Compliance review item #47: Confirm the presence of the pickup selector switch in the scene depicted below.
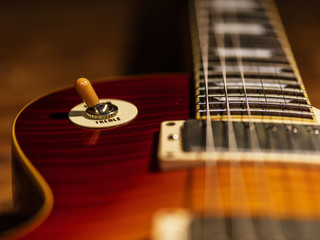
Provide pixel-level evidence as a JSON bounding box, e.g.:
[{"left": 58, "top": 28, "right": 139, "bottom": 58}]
[
  {"left": 75, "top": 78, "right": 118, "bottom": 120},
  {"left": 69, "top": 78, "right": 138, "bottom": 129}
]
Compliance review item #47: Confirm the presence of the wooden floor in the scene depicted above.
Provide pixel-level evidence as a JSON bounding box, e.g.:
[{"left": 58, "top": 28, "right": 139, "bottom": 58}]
[
  {"left": 0, "top": 0, "right": 140, "bottom": 215},
  {"left": 0, "top": 0, "right": 319, "bottom": 227}
]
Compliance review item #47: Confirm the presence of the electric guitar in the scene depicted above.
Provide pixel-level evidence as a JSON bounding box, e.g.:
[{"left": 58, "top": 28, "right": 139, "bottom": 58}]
[{"left": 4, "top": 0, "right": 320, "bottom": 239}]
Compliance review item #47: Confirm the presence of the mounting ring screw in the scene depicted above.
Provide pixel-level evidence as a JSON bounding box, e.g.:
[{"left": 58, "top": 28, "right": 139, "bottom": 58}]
[{"left": 168, "top": 133, "right": 179, "bottom": 140}]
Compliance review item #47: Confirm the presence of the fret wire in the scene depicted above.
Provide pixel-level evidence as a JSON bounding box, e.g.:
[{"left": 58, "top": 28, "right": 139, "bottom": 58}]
[
  {"left": 201, "top": 69, "right": 295, "bottom": 75},
  {"left": 200, "top": 25, "right": 279, "bottom": 33},
  {"left": 198, "top": 78, "right": 303, "bottom": 86},
  {"left": 198, "top": 108, "right": 315, "bottom": 116},
  {"left": 199, "top": 62, "right": 295, "bottom": 70},
  {"left": 198, "top": 101, "right": 312, "bottom": 108},
  {"left": 198, "top": 81, "right": 301, "bottom": 87},
  {"left": 198, "top": 86, "right": 305, "bottom": 94},
  {"left": 204, "top": 57, "right": 291, "bottom": 64},
  {"left": 200, "top": 72, "right": 297, "bottom": 79},
  {"left": 198, "top": 105, "right": 313, "bottom": 116},
  {"left": 197, "top": 93, "right": 308, "bottom": 98},
  {"left": 200, "top": 75, "right": 298, "bottom": 81}
]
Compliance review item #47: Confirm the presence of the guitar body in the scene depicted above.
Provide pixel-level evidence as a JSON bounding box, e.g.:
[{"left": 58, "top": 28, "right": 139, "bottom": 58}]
[{"left": 9, "top": 74, "right": 320, "bottom": 240}]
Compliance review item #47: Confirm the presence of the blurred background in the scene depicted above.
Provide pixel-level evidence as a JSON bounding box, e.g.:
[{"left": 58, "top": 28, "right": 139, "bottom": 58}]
[{"left": 0, "top": 0, "right": 319, "bottom": 225}]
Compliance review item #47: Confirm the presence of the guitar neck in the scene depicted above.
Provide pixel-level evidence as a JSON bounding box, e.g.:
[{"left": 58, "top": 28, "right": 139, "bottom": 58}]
[{"left": 190, "top": 0, "right": 315, "bottom": 123}]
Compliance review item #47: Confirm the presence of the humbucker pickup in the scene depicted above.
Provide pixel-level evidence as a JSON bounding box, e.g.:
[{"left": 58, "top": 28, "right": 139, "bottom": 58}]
[
  {"left": 182, "top": 119, "right": 320, "bottom": 152},
  {"left": 158, "top": 117, "right": 320, "bottom": 170}
]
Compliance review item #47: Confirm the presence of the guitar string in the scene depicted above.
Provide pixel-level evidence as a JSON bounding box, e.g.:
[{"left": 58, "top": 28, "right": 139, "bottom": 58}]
[
  {"left": 263, "top": 0, "right": 318, "bottom": 233},
  {"left": 194, "top": 1, "right": 228, "bottom": 238},
  {"left": 257, "top": 0, "right": 294, "bottom": 237},
  {"left": 212, "top": 9, "right": 237, "bottom": 152},
  {"left": 279, "top": 35, "right": 320, "bottom": 221},
  {"left": 205, "top": 0, "right": 316, "bottom": 234},
  {"left": 220, "top": 2, "right": 263, "bottom": 240},
  {"left": 235, "top": 1, "right": 286, "bottom": 238},
  {"left": 279, "top": 0, "right": 318, "bottom": 218},
  {"left": 248, "top": 10, "right": 288, "bottom": 240},
  {"left": 214, "top": 0, "right": 285, "bottom": 239},
  {"left": 197, "top": 0, "right": 313, "bottom": 238},
  {"left": 258, "top": 0, "right": 319, "bottom": 235},
  {"left": 209, "top": 1, "right": 262, "bottom": 239},
  {"left": 265, "top": 0, "right": 317, "bottom": 226}
]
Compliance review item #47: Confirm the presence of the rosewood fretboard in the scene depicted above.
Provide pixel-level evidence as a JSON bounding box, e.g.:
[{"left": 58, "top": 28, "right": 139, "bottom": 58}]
[{"left": 191, "top": 0, "right": 315, "bottom": 122}]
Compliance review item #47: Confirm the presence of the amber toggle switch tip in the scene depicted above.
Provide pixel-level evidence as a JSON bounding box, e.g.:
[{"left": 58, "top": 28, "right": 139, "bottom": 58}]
[{"left": 75, "top": 78, "right": 100, "bottom": 108}]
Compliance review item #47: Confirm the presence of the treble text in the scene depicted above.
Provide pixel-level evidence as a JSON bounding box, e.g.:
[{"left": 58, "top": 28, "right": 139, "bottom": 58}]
[{"left": 95, "top": 117, "right": 121, "bottom": 124}]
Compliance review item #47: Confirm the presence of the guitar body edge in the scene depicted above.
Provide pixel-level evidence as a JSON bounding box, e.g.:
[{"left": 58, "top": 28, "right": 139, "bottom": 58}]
[{"left": 1, "top": 101, "right": 54, "bottom": 240}]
